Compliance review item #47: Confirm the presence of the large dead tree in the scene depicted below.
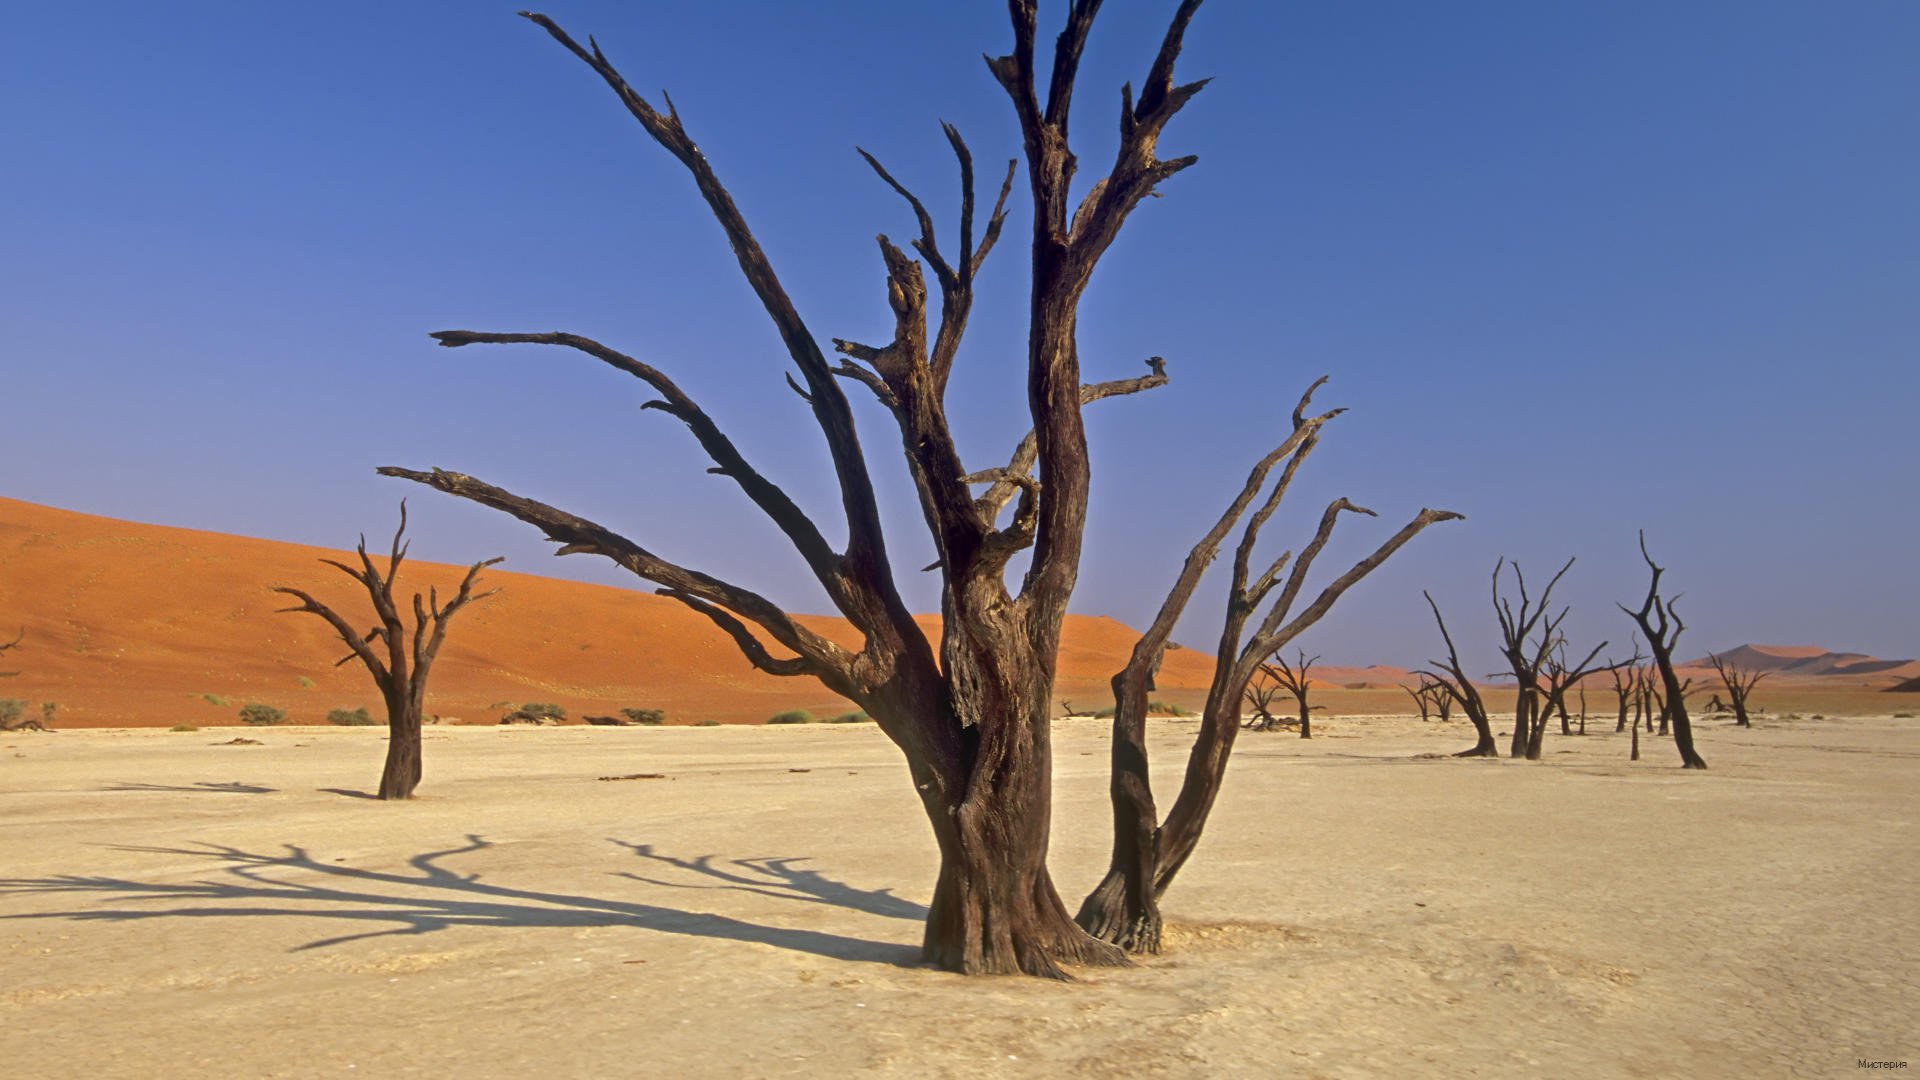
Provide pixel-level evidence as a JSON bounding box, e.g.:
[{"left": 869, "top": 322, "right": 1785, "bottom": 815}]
[
  {"left": 1620, "top": 533, "right": 1707, "bottom": 769},
  {"left": 1075, "top": 385, "right": 1457, "bottom": 951},
  {"left": 273, "top": 504, "right": 500, "bottom": 799},
  {"left": 1490, "top": 557, "right": 1576, "bottom": 759},
  {"left": 1706, "top": 652, "right": 1769, "bottom": 728},
  {"left": 1417, "top": 592, "right": 1499, "bottom": 757},
  {"left": 380, "top": 4, "right": 1237, "bottom": 977}
]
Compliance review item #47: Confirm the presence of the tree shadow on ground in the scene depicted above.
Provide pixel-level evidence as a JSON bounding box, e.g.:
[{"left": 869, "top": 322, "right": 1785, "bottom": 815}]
[
  {"left": 316, "top": 788, "right": 379, "bottom": 800},
  {"left": 612, "top": 841, "right": 927, "bottom": 921},
  {"left": 101, "top": 781, "right": 276, "bottom": 794},
  {"left": 0, "top": 836, "right": 919, "bottom": 966}
]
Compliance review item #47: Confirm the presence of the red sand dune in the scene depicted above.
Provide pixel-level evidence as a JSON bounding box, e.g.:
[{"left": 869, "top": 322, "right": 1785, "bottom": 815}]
[
  {"left": 0, "top": 497, "right": 1226, "bottom": 727},
  {"left": 1680, "top": 642, "right": 1918, "bottom": 688}
]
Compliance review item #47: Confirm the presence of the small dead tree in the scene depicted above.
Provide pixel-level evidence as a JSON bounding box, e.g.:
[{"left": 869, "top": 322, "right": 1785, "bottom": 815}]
[
  {"left": 1620, "top": 533, "right": 1707, "bottom": 769},
  {"left": 1609, "top": 647, "right": 1638, "bottom": 732},
  {"left": 1418, "top": 592, "right": 1499, "bottom": 757},
  {"left": 1404, "top": 679, "right": 1434, "bottom": 722},
  {"left": 1077, "top": 379, "right": 1458, "bottom": 952},
  {"left": 1241, "top": 667, "right": 1288, "bottom": 732},
  {"left": 273, "top": 504, "right": 500, "bottom": 799},
  {"left": 1266, "top": 650, "right": 1322, "bottom": 739},
  {"left": 1707, "top": 652, "right": 1769, "bottom": 728},
  {"left": 1491, "top": 557, "right": 1576, "bottom": 759},
  {"left": 0, "top": 627, "right": 20, "bottom": 679},
  {"left": 1534, "top": 643, "right": 1633, "bottom": 759}
]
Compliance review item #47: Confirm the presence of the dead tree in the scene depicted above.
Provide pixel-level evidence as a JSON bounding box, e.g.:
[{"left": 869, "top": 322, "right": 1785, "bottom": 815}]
[
  {"left": 1491, "top": 557, "right": 1576, "bottom": 759},
  {"left": 1608, "top": 646, "right": 1638, "bottom": 732},
  {"left": 1404, "top": 679, "right": 1434, "bottom": 723},
  {"left": 382, "top": 5, "right": 1239, "bottom": 977},
  {"left": 0, "top": 627, "right": 20, "bottom": 678},
  {"left": 1267, "top": 650, "right": 1323, "bottom": 739},
  {"left": 1620, "top": 533, "right": 1707, "bottom": 769},
  {"left": 273, "top": 504, "right": 500, "bottom": 799},
  {"left": 1076, "top": 380, "right": 1457, "bottom": 952},
  {"left": 1534, "top": 642, "right": 1633, "bottom": 759},
  {"left": 1707, "top": 652, "right": 1769, "bottom": 728},
  {"left": 1241, "top": 666, "right": 1288, "bottom": 732},
  {"left": 1418, "top": 592, "right": 1499, "bottom": 757}
]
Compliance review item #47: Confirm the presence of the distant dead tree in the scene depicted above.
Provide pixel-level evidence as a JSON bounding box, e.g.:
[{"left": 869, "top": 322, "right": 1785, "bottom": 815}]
[
  {"left": 378, "top": 3, "right": 1312, "bottom": 977},
  {"left": 1241, "top": 666, "right": 1288, "bottom": 732},
  {"left": 1534, "top": 642, "right": 1633, "bottom": 759},
  {"left": 1608, "top": 643, "right": 1640, "bottom": 732},
  {"left": 1707, "top": 652, "right": 1770, "bottom": 728},
  {"left": 1078, "top": 379, "right": 1457, "bottom": 952},
  {"left": 1417, "top": 592, "right": 1499, "bottom": 757},
  {"left": 1491, "top": 557, "right": 1576, "bottom": 759},
  {"left": 273, "top": 504, "right": 500, "bottom": 799},
  {"left": 1265, "top": 650, "right": 1323, "bottom": 739},
  {"left": 0, "top": 627, "right": 20, "bottom": 679},
  {"left": 1404, "top": 678, "right": 1445, "bottom": 723},
  {"left": 1620, "top": 533, "right": 1707, "bottom": 769}
]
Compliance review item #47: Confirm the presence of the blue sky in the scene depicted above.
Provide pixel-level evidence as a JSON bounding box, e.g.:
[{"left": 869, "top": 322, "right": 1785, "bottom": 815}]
[{"left": 4, "top": 1, "right": 1915, "bottom": 666}]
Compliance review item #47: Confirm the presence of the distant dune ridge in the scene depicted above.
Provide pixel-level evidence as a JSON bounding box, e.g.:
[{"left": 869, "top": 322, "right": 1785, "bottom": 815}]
[{"left": 1, "top": 496, "right": 1910, "bottom": 726}]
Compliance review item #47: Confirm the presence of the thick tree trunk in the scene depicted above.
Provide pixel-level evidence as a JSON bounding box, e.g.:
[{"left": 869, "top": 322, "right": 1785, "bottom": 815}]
[
  {"left": 1510, "top": 690, "right": 1534, "bottom": 758},
  {"left": 1731, "top": 695, "right": 1751, "bottom": 728},
  {"left": 378, "top": 694, "right": 423, "bottom": 800},
  {"left": 916, "top": 608, "right": 1127, "bottom": 977},
  {"left": 1298, "top": 700, "right": 1312, "bottom": 739},
  {"left": 1076, "top": 668, "right": 1163, "bottom": 953}
]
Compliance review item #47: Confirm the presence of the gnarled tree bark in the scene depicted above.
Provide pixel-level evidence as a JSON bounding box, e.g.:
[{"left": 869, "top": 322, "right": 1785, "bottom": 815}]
[{"left": 273, "top": 503, "right": 500, "bottom": 799}]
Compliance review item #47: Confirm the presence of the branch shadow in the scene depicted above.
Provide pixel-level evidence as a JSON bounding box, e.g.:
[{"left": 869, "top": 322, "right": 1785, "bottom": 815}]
[
  {"left": 611, "top": 841, "right": 927, "bottom": 921},
  {"left": 0, "top": 837, "right": 919, "bottom": 967},
  {"left": 316, "top": 788, "right": 379, "bottom": 800},
  {"left": 101, "top": 781, "right": 276, "bottom": 795}
]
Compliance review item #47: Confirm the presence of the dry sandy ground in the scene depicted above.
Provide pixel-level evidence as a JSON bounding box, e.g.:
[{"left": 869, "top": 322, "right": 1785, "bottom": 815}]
[{"left": 2, "top": 714, "right": 1913, "bottom": 1078}]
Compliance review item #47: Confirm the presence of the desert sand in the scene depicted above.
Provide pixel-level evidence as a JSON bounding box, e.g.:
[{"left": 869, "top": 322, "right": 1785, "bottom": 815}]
[{"left": 2, "top": 712, "right": 1913, "bottom": 1078}]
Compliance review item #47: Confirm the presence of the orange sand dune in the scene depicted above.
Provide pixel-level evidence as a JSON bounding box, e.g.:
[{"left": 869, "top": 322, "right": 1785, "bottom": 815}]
[
  {"left": 1679, "top": 642, "right": 1918, "bottom": 688},
  {"left": 0, "top": 497, "right": 1221, "bottom": 727}
]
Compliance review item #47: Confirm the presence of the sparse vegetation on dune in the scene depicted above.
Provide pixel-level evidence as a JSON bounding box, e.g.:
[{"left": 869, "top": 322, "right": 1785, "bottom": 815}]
[
  {"left": 327, "top": 707, "right": 377, "bottom": 727},
  {"left": 237, "top": 703, "right": 284, "bottom": 727},
  {"left": 766, "top": 710, "right": 813, "bottom": 726}
]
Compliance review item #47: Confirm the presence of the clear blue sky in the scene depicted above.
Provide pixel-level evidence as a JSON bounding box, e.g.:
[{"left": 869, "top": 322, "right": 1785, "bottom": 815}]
[{"left": 4, "top": 2, "right": 1915, "bottom": 667}]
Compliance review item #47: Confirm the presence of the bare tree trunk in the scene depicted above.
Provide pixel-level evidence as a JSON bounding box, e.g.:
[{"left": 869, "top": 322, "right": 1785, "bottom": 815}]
[{"left": 1621, "top": 534, "right": 1706, "bottom": 769}]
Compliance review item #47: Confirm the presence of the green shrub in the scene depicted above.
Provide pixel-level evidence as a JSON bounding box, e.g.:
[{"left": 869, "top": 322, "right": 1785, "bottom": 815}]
[
  {"left": 767, "top": 710, "right": 814, "bottom": 725},
  {"left": 296, "top": 676, "right": 315, "bottom": 689},
  {"left": 169, "top": 724, "right": 199, "bottom": 733},
  {"left": 502, "top": 702, "right": 566, "bottom": 724},
  {"left": 238, "top": 703, "right": 285, "bottom": 726},
  {"left": 695, "top": 719, "right": 721, "bottom": 727},
  {"left": 620, "top": 708, "right": 667, "bottom": 726},
  {"left": 327, "top": 706, "right": 378, "bottom": 727},
  {"left": 0, "top": 700, "right": 24, "bottom": 724},
  {"left": 826, "top": 711, "right": 871, "bottom": 724},
  {"left": 1147, "top": 700, "right": 1191, "bottom": 717},
  {"left": 203, "top": 693, "right": 228, "bottom": 707}
]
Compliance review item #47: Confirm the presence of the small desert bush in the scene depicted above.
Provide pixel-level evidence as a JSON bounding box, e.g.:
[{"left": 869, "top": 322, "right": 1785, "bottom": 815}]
[
  {"left": 620, "top": 708, "right": 667, "bottom": 726},
  {"left": 1894, "top": 712, "right": 1914, "bottom": 719},
  {"left": 297, "top": 676, "right": 315, "bottom": 689},
  {"left": 695, "top": 719, "right": 721, "bottom": 727},
  {"left": 328, "top": 706, "right": 378, "bottom": 726},
  {"left": 768, "top": 709, "right": 814, "bottom": 725},
  {"left": 203, "top": 693, "right": 228, "bottom": 707},
  {"left": 238, "top": 703, "right": 285, "bottom": 726},
  {"left": 1147, "top": 700, "right": 1191, "bottom": 717},
  {"left": 501, "top": 702, "right": 567, "bottom": 724},
  {"left": 826, "top": 711, "right": 871, "bottom": 724},
  {"left": 169, "top": 724, "right": 199, "bottom": 733},
  {"left": 0, "top": 700, "right": 24, "bottom": 724}
]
